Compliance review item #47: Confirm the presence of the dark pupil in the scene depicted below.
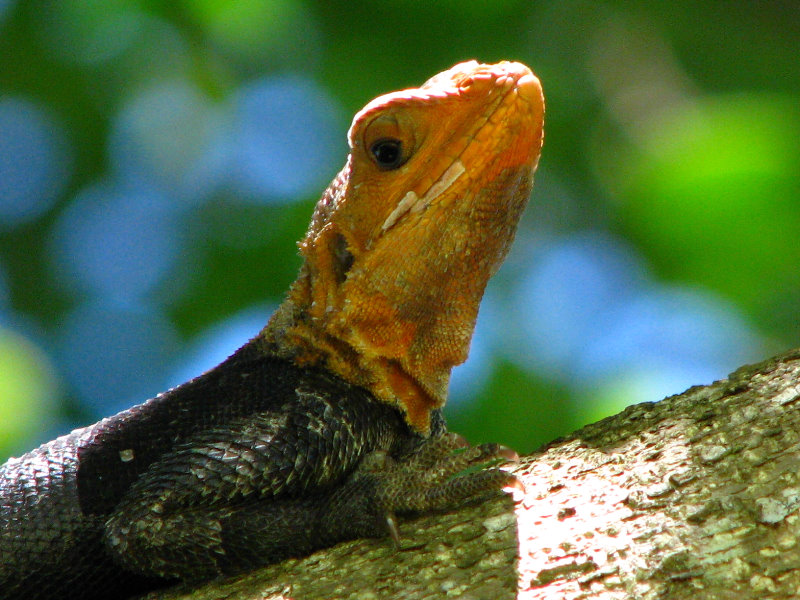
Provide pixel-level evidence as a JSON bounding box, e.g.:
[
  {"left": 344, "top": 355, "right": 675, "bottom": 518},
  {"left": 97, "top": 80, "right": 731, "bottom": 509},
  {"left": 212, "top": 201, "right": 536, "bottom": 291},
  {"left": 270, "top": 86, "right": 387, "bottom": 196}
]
[{"left": 370, "top": 139, "right": 403, "bottom": 169}]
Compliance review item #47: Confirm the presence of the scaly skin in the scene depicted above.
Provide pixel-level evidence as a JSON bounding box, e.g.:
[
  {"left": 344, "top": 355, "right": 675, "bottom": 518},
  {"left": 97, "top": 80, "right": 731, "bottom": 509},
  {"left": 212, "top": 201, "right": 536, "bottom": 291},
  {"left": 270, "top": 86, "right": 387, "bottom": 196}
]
[
  {"left": 264, "top": 60, "right": 545, "bottom": 432},
  {"left": 0, "top": 61, "right": 544, "bottom": 600}
]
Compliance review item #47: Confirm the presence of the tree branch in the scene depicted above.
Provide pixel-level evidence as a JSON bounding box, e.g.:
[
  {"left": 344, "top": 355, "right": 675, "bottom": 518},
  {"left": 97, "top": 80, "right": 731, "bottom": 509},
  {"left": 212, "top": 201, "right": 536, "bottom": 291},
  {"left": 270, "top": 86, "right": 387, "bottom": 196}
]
[{"left": 146, "top": 347, "right": 800, "bottom": 599}]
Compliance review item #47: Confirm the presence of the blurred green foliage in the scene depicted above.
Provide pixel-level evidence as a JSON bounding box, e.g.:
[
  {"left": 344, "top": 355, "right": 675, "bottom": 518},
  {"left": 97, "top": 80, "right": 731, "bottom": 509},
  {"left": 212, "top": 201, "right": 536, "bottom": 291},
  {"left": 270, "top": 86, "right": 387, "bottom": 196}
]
[{"left": 0, "top": 1, "right": 798, "bottom": 459}]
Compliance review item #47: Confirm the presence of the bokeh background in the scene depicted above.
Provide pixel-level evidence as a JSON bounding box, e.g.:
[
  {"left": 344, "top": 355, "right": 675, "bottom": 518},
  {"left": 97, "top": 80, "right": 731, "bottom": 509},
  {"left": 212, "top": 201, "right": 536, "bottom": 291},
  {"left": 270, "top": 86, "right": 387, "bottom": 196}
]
[{"left": 1, "top": 1, "right": 798, "bottom": 460}]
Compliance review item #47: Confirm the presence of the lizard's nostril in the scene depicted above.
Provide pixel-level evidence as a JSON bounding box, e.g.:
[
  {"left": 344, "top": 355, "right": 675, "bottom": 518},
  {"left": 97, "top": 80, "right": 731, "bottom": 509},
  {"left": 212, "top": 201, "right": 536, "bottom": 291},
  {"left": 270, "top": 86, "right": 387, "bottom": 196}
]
[{"left": 459, "top": 73, "right": 495, "bottom": 97}]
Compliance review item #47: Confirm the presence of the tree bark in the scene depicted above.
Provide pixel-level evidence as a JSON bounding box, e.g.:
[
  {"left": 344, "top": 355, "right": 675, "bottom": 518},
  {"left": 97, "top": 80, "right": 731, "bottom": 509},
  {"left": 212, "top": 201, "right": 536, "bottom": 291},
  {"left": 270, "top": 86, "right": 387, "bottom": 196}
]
[{"left": 145, "top": 347, "right": 800, "bottom": 600}]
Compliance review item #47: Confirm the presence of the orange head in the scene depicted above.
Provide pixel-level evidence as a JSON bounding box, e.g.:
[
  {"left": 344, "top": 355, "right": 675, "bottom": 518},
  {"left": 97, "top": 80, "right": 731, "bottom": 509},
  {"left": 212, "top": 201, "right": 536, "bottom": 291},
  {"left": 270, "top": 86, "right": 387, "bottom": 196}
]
[{"left": 264, "top": 61, "right": 545, "bottom": 433}]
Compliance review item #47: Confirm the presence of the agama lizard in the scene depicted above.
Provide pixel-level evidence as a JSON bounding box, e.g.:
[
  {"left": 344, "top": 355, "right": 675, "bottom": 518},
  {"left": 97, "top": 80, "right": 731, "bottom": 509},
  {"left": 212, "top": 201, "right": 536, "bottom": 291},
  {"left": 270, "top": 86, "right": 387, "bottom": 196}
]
[{"left": 0, "top": 60, "right": 544, "bottom": 600}]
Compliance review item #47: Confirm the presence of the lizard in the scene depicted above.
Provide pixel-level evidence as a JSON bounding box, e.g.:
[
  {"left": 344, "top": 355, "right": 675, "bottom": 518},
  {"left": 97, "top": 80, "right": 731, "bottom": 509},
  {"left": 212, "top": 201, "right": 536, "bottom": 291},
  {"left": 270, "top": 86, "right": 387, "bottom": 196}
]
[{"left": 0, "top": 60, "right": 544, "bottom": 600}]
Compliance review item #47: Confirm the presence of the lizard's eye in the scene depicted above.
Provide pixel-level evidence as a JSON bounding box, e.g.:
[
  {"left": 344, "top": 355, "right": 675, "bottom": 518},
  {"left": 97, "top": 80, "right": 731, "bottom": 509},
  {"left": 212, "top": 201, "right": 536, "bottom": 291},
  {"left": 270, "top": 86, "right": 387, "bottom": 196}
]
[
  {"left": 370, "top": 138, "right": 405, "bottom": 170},
  {"left": 362, "top": 112, "right": 416, "bottom": 171}
]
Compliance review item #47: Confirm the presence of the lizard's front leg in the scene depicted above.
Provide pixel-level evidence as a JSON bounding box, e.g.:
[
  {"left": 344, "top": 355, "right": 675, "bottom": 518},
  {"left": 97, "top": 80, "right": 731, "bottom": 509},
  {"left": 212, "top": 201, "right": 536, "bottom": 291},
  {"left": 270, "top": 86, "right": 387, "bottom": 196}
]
[
  {"left": 102, "top": 408, "right": 516, "bottom": 581},
  {"left": 317, "top": 432, "right": 519, "bottom": 548}
]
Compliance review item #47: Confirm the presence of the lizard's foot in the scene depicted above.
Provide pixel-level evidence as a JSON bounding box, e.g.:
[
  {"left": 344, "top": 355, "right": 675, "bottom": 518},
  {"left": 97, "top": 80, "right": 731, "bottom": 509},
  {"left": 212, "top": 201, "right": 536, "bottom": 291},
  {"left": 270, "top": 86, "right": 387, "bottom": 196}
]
[{"left": 321, "top": 433, "right": 520, "bottom": 545}]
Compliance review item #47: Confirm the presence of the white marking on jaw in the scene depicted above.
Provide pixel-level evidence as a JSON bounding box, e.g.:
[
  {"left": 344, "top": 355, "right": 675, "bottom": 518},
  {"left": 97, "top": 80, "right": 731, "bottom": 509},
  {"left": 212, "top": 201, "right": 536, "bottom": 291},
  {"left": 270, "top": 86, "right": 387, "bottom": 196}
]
[
  {"left": 381, "top": 159, "right": 466, "bottom": 231},
  {"left": 417, "top": 159, "right": 466, "bottom": 209},
  {"left": 382, "top": 190, "right": 420, "bottom": 230}
]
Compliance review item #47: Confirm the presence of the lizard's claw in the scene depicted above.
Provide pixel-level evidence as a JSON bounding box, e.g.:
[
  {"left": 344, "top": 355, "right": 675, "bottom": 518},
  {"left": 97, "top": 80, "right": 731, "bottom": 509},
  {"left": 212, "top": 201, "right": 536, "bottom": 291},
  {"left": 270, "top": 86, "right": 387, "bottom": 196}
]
[
  {"left": 385, "top": 512, "right": 401, "bottom": 547},
  {"left": 349, "top": 433, "right": 519, "bottom": 520}
]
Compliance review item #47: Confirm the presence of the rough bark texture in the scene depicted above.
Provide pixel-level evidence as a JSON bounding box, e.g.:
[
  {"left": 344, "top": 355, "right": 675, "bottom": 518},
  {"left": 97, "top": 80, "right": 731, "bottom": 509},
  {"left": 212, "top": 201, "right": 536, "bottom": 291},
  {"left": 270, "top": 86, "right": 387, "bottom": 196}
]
[{"left": 144, "top": 347, "right": 800, "bottom": 600}]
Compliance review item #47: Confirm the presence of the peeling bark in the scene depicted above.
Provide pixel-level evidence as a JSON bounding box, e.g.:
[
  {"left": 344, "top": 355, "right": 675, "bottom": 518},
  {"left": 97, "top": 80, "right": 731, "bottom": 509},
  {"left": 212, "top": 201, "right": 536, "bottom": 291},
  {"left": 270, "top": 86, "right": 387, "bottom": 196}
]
[{"left": 146, "top": 348, "right": 800, "bottom": 600}]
